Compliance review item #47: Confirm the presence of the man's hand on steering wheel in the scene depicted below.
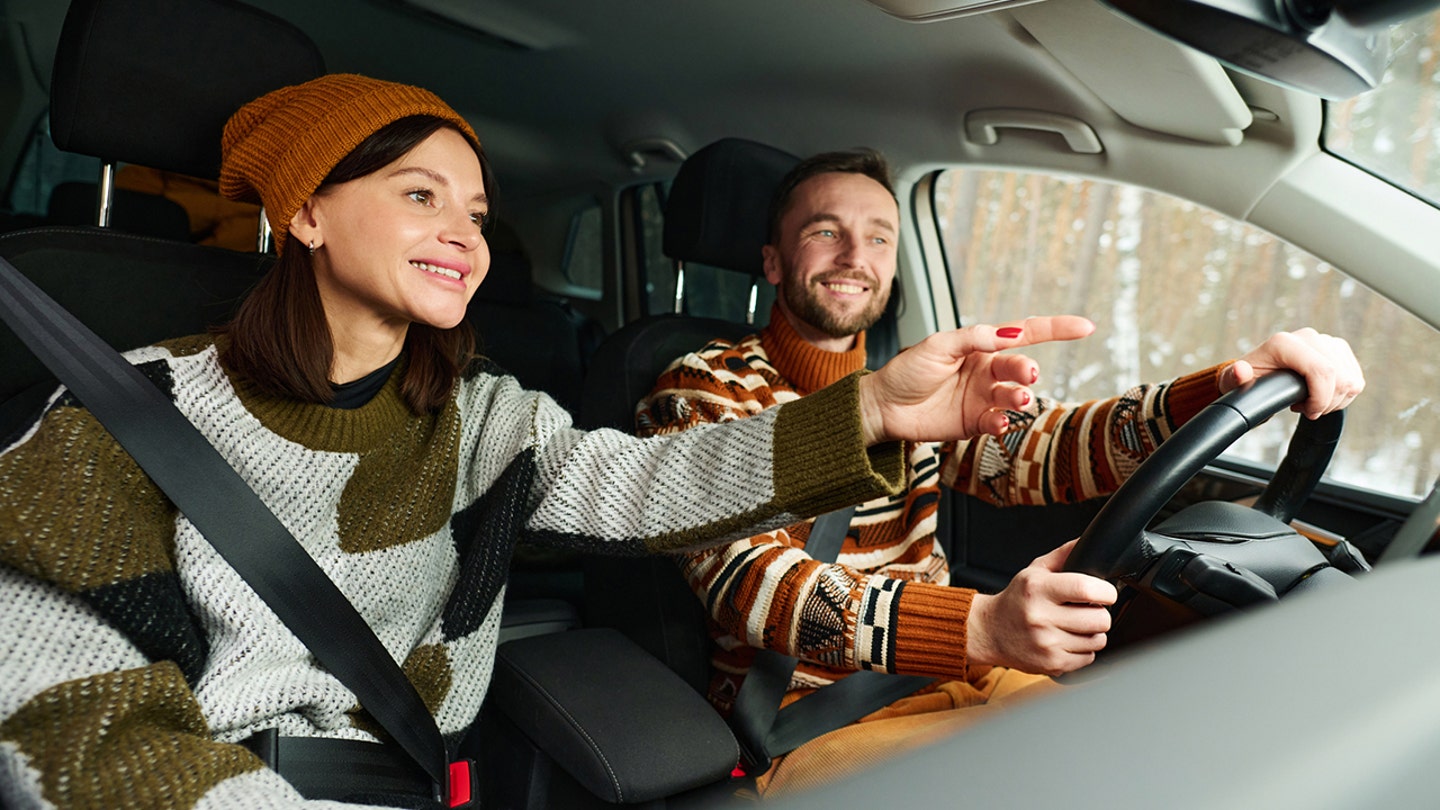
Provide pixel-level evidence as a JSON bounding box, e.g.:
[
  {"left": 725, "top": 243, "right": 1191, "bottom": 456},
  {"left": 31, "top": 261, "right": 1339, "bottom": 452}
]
[
  {"left": 965, "top": 540, "right": 1118, "bottom": 677},
  {"left": 971, "top": 329, "right": 1364, "bottom": 678},
  {"left": 1219, "top": 328, "right": 1365, "bottom": 421}
]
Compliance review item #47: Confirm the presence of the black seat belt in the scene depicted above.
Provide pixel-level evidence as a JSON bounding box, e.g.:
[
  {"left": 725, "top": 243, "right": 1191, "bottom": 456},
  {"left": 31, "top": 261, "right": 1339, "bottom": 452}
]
[
  {"left": 0, "top": 256, "right": 470, "bottom": 807},
  {"left": 728, "top": 505, "right": 934, "bottom": 772}
]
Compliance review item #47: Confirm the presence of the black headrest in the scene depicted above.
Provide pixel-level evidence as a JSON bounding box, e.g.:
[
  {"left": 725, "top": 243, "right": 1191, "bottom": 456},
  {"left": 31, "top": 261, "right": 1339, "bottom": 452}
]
[
  {"left": 49, "top": 0, "right": 325, "bottom": 179},
  {"left": 662, "top": 138, "right": 799, "bottom": 277}
]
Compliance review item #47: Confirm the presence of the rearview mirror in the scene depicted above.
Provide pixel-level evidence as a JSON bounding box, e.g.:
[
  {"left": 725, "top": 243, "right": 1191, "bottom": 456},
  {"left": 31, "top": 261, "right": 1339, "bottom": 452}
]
[{"left": 1100, "top": 0, "right": 1440, "bottom": 99}]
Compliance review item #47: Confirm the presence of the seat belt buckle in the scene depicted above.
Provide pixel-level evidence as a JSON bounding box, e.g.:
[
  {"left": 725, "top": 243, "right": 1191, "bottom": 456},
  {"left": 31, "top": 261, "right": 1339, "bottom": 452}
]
[{"left": 446, "top": 759, "right": 479, "bottom": 808}]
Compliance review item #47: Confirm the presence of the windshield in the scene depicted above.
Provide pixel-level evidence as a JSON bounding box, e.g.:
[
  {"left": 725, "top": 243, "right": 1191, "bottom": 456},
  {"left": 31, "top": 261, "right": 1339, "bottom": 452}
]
[{"left": 1325, "top": 9, "right": 1440, "bottom": 205}]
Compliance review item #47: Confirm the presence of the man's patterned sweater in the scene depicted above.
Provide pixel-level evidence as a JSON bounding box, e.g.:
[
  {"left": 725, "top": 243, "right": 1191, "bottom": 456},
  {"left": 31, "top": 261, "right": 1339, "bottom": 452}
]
[
  {"left": 635, "top": 310, "right": 1224, "bottom": 713},
  {"left": 0, "top": 334, "right": 904, "bottom": 809}
]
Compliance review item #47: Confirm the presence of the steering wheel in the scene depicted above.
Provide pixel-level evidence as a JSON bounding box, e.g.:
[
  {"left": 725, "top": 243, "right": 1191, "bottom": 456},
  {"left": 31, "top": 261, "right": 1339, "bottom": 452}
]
[{"left": 1064, "top": 371, "right": 1343, "bottom": 583}]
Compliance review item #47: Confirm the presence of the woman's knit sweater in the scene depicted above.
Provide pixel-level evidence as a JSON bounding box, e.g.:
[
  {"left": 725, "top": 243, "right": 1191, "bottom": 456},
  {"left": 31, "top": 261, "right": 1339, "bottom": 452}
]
[
  {"left": 635, "top": 309, "right": 1224, "bottom": 712},
  {"left": 0, "top": 334, "right": 904, "bottom": 809}
]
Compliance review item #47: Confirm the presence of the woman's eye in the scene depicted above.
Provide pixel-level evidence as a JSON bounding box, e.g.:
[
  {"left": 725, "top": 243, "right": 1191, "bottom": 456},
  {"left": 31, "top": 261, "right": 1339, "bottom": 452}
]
[
  {"left": 471, "top": 211, "right": 490, "bottom": 227},
  {"left": 407, "top": 189, "right": 433, "bottom": 205}
]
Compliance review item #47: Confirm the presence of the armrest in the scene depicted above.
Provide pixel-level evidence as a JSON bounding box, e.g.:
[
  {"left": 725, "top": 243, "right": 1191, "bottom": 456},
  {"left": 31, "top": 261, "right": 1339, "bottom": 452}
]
[{"left": 490, "top": 627, "right": 739, "bottom": 804}]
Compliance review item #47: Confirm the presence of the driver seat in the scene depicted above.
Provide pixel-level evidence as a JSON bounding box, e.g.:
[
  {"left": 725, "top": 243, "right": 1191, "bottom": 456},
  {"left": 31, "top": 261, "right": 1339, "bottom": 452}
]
[{"left": 577, "top": 138, "right": 801, "bottom": 694}]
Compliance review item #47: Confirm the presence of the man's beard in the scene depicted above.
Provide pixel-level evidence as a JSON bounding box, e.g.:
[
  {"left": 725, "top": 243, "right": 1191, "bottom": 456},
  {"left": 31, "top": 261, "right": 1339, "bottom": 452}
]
[{"left": 779, "top": 268, "right": 890, "bottom": 339}]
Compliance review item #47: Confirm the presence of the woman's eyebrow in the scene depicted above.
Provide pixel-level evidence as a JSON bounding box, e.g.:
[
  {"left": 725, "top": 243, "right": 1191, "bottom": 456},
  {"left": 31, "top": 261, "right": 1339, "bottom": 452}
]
[{"left": 388, "top": 165, "right": 488, "bottom": 205}]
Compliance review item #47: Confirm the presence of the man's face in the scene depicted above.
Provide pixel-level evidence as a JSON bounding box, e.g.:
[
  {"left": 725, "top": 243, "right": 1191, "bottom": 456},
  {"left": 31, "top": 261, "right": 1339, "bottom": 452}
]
[{"left": 763, "top": 171, "right": 899, "bottom": 341}]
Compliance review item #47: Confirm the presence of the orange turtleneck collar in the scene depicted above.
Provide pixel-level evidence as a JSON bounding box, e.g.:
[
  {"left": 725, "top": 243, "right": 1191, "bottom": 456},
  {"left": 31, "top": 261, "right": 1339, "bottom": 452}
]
[{"left": 759, "top": 303, "right": 868, "bottom": 395}]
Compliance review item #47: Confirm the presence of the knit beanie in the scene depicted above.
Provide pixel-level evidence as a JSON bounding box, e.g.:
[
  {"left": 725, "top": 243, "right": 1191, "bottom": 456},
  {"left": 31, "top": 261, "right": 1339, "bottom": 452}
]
[{"left": 219, "top": 73, "right": 480, "bottom": 256}]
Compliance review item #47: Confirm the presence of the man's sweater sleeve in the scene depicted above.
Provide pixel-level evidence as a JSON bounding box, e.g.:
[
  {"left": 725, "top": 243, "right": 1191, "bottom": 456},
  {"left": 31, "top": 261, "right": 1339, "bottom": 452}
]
[
  {"left": 940, "top": 366, "right": 1225, "bottom": 506},
  {"left": 634, "top": 360, "right": 1229, "bottom": 682}
]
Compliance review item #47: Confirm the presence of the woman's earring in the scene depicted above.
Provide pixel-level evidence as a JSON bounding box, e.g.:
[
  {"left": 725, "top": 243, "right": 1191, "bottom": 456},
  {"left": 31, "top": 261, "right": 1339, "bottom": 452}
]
[{"left": 307, "top": 240, "right": 316, "bottom": 256}]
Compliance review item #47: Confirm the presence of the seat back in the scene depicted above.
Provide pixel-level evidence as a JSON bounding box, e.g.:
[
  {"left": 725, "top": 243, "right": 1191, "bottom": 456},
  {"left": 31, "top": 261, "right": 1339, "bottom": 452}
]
[
  {"left": 46, "top": 182, "right": 192, "bottom": 240},
  {"left": 579, "top": 139, "right": 801, "bottom": 693}
]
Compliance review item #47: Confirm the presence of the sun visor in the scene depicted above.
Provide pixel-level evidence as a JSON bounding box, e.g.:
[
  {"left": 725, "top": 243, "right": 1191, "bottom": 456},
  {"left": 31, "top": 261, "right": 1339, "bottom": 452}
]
[{"left": 1011, "top": 0, "right": 1253, "bottom": 145}]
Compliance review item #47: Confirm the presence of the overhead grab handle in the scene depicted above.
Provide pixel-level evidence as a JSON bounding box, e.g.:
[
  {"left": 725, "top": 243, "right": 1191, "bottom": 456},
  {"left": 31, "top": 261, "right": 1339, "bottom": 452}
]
[{"left": 965, "top": 108, "right": 1104, "bottom": 154}]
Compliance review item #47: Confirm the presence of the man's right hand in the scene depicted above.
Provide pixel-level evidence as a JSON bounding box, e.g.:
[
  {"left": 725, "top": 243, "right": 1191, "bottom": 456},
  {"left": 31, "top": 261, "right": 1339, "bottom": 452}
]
[{"left": 966, "top": 540, "right": 1117, "bottom": 676}]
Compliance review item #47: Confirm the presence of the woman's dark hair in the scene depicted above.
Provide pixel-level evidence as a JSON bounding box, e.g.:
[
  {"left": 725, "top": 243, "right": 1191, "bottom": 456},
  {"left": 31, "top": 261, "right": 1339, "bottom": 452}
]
[
  {"left": 218, "top": 115, "right": 494, "bottom": 414},
  {"left": 767, "top": 148, "right": 894, "bottom": 244}
]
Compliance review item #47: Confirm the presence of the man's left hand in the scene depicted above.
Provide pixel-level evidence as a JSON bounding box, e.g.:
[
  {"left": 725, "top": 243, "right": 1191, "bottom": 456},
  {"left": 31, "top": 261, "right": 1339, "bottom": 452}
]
[{"left": 1219, "top": 328, "right": 1364, "bottom": 420}]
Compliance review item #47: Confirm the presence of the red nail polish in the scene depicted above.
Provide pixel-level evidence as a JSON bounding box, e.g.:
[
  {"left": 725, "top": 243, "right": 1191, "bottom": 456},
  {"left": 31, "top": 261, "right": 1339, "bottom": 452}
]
[
  {"left": 1030, "top": 368, "right": 1039, "bottom": 384},
  {"left": 997, "top": 327, "right": 1023, "bottom": 339},
  {"left": 1021, "top": 391, "right": 1032, "bottom": 407}
]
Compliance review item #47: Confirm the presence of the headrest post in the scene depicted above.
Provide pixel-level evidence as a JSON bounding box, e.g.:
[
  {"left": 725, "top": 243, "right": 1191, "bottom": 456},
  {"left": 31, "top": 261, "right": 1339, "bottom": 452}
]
[
  {"left": 672, "top": 259, "right": 686, "bottom": 315},
  {"left": 95, "top": 162, "right": 116, "bottom": 228},
  {"left": 746, "top": 278, "right": 759, "bottom": 325},
  {"left": 257, "top": 208, "right": 274, "bottom": 254}
]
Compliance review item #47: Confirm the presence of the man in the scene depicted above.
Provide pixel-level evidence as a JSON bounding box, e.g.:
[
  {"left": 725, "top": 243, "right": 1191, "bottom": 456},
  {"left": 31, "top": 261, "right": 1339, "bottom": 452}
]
[{"left": 634, "top": 149, "right": 1364, "bottom": 797}]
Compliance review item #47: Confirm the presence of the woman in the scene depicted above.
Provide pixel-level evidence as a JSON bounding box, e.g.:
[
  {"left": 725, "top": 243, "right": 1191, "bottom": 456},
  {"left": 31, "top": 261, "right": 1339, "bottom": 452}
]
[{"left": 0, "top": 74, "right": 1091, "bottom": 808}]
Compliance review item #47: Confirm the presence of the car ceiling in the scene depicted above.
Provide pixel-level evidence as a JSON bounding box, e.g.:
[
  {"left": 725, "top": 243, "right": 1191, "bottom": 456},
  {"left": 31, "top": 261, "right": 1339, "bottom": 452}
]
[
  {"left": 230, "top": 0, "right": 1312, "bottom": 210},
  {"left": 2, "top": 0, "right": 1319, "bottom": 216}
]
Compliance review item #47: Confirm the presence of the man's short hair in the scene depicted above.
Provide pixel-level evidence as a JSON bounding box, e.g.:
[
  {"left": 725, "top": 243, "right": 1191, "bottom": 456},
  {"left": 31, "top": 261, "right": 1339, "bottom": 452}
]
[{"left": 767, "top": 148, "right": 896, "bottom": 244}]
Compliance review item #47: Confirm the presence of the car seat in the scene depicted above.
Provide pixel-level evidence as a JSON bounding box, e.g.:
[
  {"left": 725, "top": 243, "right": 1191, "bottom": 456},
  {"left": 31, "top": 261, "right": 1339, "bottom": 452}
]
[
  {"left": 469, "top": 139, "right": 806, "bottom": 810},
  {"left": 574, "top": 138, "right": 802, "bottom": 698},
  {"left": 0, "top": 0, "right": 324, "bottom": 442}
]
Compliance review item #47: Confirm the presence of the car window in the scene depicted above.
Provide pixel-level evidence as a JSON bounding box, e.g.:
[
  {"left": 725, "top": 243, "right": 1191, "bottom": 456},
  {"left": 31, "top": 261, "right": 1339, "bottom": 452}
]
[
  {"left": 1324, "top": 9, "right": 1440, "bottom": 206},
  {"left": 562, "top": 202, "right": 604, "bottom": 291},
  {"left": 636, "top": 182, "right": 774, "bottom": 323},
  {"left": 635, "top": 183, "right": 675, "bottom": 314},
  {"left": 4, "top": 111, "right": 99, "bottom": 220},
  {"left": 932, "top": 168, "right": 1438, "bottom": 500}
]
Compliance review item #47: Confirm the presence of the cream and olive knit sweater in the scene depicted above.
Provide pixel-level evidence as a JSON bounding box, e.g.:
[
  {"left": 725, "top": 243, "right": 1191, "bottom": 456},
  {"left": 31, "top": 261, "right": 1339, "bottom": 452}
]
[
  {"left": 636, "top": 308, "right": 1224, "bottom": 713},
  {"left": 0, "top": 334, "right": 903, "bottom": 809}
]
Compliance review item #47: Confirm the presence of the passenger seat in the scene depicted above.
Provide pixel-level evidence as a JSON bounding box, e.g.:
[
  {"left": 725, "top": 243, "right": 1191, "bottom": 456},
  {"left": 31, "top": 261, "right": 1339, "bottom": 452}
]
[{"left": 0, "top": 0, "right": 324, "bottom": 439}]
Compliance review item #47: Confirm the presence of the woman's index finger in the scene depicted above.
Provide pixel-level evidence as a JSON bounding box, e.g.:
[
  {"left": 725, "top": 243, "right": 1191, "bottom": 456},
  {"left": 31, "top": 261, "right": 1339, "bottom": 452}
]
[{"left": 996, "top": 315, "right": 1096, "bottom": 348}]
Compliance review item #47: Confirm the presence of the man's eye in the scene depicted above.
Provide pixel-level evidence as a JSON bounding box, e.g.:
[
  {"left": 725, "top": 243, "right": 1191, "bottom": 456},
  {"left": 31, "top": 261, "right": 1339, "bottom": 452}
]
[
  {"left": 407, "top": 189, "right": 433, "bottom": 205},
  {"left": 871, "top": 236, "right": 889, "bottom": 246},
  {"left": 817, "top": 229, "right": 837, "bottom": 238}
]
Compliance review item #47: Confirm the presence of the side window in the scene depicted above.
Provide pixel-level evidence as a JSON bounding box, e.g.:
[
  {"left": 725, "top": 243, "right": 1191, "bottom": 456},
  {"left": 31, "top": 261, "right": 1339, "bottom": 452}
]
[
  {"left": 4, "top": 111, "right": 99, "bottom": 221},
  {"left": 1324, "top": 9, "right": 1440, "bottom": 205},
  {"left": 932, "top": 168, "right": 1438, "bottom": 500},
  {"left": 635, "top": 182, "right": 774, "bottom": 322},
  {"left": 562, "top": 203, "right": 603, "bottom": 291},
  {"left": 637, "top": 183, "right": 675, "bottom": 314}
]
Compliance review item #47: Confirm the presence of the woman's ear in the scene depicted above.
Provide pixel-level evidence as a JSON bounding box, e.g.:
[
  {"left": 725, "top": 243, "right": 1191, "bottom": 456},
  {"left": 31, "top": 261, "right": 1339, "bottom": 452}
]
[{"left": 288, "top": 199, "right": 322, "bottom": 252}]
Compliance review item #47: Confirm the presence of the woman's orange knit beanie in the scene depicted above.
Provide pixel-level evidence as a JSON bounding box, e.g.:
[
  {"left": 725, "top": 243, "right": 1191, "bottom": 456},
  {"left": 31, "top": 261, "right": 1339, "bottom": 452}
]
[{"left": 219, "top": 73, "right": 480, "bottom": 256}]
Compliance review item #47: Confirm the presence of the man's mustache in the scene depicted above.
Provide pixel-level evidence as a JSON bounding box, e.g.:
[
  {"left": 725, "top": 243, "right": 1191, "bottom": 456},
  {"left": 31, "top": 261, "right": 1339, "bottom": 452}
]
[{"left": 812, "top": 270, "right": 880, "bottom": 289}]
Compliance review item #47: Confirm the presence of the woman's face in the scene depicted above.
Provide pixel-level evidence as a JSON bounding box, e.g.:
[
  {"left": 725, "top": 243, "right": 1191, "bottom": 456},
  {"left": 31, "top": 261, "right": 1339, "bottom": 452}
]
[{"left": 294, "top": 127, "right": 490, "bottom": 340}]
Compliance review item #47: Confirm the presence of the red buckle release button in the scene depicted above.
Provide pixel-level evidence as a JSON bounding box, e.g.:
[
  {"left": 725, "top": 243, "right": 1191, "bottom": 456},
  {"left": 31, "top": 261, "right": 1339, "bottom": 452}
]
[{"left": 448, "top": 760, "right": 473, "bottom": 808}]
